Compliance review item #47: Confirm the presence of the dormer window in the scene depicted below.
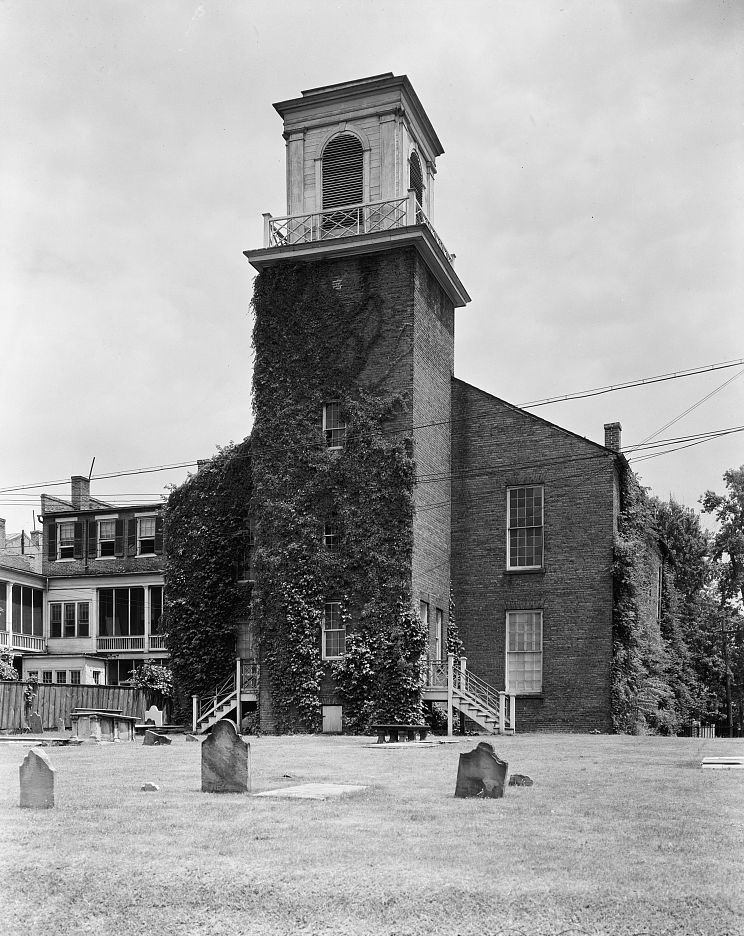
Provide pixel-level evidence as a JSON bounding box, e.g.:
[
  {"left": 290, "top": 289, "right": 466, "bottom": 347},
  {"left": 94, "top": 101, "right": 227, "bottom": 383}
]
[
  {"left": 98, "top": 519, "right": 116, "bottom": 557},
  {"left": 322, "top": 133, "right": 364, "bottom": 210},
  {"left": 58, "top": 522, "right": 75, "bottom": 560},
  {"left": 137, "top": 517, "right": 156, "bottom": 555},
  {"left": 323, "top": 402, "right": 345, "bottom": 450}
]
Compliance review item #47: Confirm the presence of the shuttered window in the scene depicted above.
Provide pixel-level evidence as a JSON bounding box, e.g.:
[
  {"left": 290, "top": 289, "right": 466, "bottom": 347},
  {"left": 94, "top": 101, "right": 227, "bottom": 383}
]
[
  {"left": 322, "top": 134, "right": 363, "bottom": 210},
  {"left": 409, "top": 151, "right": 424, "bottom": 209}
]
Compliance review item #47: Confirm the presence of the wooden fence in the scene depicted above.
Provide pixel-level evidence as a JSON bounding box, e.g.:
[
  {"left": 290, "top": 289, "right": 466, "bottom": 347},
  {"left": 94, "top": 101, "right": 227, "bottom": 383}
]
[{"left": 0, "top": 681, "right": 148, "bottom": 732}]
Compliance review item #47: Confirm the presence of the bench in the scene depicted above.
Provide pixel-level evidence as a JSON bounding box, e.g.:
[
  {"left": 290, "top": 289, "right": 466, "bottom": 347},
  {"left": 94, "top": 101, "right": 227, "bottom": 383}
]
[{"left": 371, "top": 724, "right": 429, "bottom": 744}]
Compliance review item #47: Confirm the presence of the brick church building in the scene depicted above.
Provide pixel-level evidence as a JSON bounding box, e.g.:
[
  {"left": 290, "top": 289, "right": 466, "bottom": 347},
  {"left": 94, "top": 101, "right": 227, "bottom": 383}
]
[{"left": 203, "top": 73, "right": 648, "bottom": 734}]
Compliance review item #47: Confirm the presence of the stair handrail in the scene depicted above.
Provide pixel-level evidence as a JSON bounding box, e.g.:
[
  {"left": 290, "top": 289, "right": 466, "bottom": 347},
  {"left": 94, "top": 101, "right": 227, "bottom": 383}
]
[
  {"left": 240, "top": 660, "right": 260, "bottom": 692},
  {"left": 198, "top": 670, "right": 237, "bottom": 723}
]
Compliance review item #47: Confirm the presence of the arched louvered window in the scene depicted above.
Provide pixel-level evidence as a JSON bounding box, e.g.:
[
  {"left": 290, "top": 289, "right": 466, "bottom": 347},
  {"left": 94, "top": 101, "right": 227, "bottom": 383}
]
[
  {"left": 409, "top": 151, "right": 424, "bottom": 214},
  {"left": 322, "top": 133, "right": 364, "bottom": 210}
]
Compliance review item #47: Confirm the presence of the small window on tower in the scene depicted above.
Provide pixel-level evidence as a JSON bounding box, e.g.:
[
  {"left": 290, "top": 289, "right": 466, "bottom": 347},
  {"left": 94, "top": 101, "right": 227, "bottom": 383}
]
[
  {"left": 323, "top": 522, "right": 340, "bottom": 550},
  {"left": 323, "top": 403, "right": 346, "bottom": 450}
]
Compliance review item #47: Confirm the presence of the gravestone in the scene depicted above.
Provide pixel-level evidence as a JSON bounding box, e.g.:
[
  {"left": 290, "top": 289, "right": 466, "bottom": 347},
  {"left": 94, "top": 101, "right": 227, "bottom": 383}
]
[
  {"left": 201, "top": 719, "right": 250, "bottom": 793},
  {"left": 143, "top": 730, "right": 171, "bottom": 746},
  {"left": 141, "top": 782, "right": 160, "bottom": 792},
  {"left": 19, "top": 748, "right": 55, "bottom": 808},
  {"left": 454, "top": 741, "right": 508, "bottom": 799},
  {"left": 28, "top": 713, "right": 43, "bottom": 734},
  {"left": 508, "top": 773, "right": 534, "bottom": 787},
  {"left": 144, "top": 705, "right": 164, "bottom": 727}
]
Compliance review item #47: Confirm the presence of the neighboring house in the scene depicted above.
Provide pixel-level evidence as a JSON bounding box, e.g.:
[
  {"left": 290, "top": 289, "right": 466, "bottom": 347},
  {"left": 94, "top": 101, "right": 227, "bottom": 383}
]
[{"left": 0, "top": 476, "right": 167, "bottom": 685}]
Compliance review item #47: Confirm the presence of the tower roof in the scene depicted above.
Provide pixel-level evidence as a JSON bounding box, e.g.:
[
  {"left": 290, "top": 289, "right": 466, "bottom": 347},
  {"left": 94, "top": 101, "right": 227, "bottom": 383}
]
[{"left": 273, "top": 72, "right": 444, "bottom": 164}]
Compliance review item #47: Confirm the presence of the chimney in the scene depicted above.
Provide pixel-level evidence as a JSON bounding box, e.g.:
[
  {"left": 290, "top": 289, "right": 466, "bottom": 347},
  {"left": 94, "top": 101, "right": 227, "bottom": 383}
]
[
  {"left": 71, "top": 475, "right": 90, "bottom": 509},
  {"left": 29, "top": 530, "right": 41, "bottom": 553},
  {"left": 604, "top": 422, "right": 622, "bottom": 452},
  {"left": 0, "top": 518, "right": 5, "bottom": 551}
]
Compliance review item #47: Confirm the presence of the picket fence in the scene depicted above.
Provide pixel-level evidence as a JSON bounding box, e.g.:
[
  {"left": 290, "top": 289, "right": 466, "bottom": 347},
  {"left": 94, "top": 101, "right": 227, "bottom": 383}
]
[{"left": 0, "top": 680, "right": 148, "bottom": 732}]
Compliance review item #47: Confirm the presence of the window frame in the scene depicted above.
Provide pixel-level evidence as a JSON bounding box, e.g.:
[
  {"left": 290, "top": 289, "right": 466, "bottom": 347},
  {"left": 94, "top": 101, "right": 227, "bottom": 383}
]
[
  {"left": 57, "top": 521, "right": 76, "bottom": 560},
  {"left": 505, "top": 610, "right": 543, "bottom": 696},
  {"left": 136, "top": 515, "right": 157, "bottom": 556},
  {"left": 321, "top": 601, "right": 346, "bottom": 660},
  {"left": 323, "top": 402, "right": 346, "bottom": 450},
  {"left": 323, "top": 522, "right": 340, "bottom": 551},
  {"left": 98, "top": 517, "right": 117, "bottom": 558},
  {"left": 506, "top": 485, "right": 545, "bottom": 571},
  {"left": 49, "top": 600, "right": 90, "bottom": 639}
]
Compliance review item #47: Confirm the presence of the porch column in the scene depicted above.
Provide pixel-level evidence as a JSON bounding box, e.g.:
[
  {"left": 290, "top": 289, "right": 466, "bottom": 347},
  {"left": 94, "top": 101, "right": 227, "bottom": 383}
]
[
  {"left": 144, "top": 586, "right": 151, "bottom": 653},
  {"left": 235, "top": 657, "right": 242, "bottom": 734},
  {"left": 192, "top": 695, "right": 198, "bottom": 734},
  {"left": 447, "top": 652, "right": 454, "bottom": 738}
]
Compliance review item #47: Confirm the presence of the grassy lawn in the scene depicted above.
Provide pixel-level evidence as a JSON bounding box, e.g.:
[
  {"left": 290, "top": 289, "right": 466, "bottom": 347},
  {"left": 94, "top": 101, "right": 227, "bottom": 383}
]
[{"left": 1, "top": 732, "right": 743, "bottom": 936}]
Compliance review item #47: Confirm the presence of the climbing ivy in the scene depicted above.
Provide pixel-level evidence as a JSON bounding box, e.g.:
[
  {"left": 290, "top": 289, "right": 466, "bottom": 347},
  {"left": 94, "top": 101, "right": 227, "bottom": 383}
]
[
  {"left": 251, "top": 260, "right": 426, "bottom": 732},
  {"left": 612, "top": 466, "right": 679, "bottom": 734},
  {"left": 163, "top": 440, "right": 252, "bottom": 717}
]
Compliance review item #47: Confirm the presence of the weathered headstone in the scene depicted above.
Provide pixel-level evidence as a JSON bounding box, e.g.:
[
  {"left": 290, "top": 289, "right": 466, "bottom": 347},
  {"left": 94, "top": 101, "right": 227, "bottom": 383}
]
[
  {"left": 19, "top": 747, "right": 55, "bottom": 808},
  {"left": 143, "top": 730, "right": 171, "bottom": 746},
  {"left": 454, "top": 741, "right": 508, "bottom": 798},
  {"left": 201, "top": 719, "right": 250, "bottom": 793},
  {"left": 141, "top": 782, "right": 160, "bottom": 792},
  {"left": 144, "top": 705, "right": 164, "bottom": 727},
  {"left": 28, "top": 713, "right": 43, "bottom": 734}
]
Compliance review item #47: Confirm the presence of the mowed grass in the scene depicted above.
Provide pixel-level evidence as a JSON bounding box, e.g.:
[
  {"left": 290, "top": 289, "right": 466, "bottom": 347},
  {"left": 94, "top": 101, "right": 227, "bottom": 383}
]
[{"left": 1, "top": 733, "right": 743, "bottom": 936}]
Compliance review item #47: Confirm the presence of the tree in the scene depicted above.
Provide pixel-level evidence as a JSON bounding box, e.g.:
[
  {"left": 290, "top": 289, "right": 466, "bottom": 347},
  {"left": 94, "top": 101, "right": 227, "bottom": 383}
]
[
  {"left": 701, "top": 466, "right": 744, "bottom": 735},
  {"left": 701, "top": 465, "right": 744, "bottom": 606},
  {"left": 0, "top": 648, "right": 18, "bottom": 681}
]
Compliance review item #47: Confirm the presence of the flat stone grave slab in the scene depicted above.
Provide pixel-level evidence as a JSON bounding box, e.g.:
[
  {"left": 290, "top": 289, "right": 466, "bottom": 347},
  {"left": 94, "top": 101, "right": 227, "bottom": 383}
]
[
  {"left": 701, "top": 756, "right": 744, "bottom": 769},
  {"left": 255, "top": 782, "right": 367, "bottom": 800}
]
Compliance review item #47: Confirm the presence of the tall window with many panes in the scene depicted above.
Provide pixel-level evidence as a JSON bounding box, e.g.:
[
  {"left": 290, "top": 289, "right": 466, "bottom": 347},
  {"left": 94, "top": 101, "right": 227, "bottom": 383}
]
[
  {"left": 507, "top": 485, "right": 544, "bottom": 570},
  {"left": 322, "top": 601, "right": 345, "bottom": 659},
  {"left": 506, "top": 610, "right": 543, "bottom": 694}
]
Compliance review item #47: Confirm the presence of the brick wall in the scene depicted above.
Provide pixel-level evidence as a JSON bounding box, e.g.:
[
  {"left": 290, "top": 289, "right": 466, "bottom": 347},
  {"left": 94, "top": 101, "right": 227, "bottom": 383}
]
[
  {"left": 411, "top": 254, "right": 454, "bottom": 643},
  {"left": 451, "top": 379, "right": 618, "bottom": 732}
]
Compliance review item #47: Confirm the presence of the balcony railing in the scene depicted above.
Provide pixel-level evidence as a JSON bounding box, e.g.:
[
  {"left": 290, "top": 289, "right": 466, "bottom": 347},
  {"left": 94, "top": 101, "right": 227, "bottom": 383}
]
[
  {"left": 96, "top": 635, "right": 168, "bottom": 653},
  {"left": 11, "top": 633, "right": 45, "bottom": 652},
  {"left": 97, "top": 636, "right": 146, "bottom": 652},
  {"left": 263, "top": 191, "right": 454, "bottom": 265}
]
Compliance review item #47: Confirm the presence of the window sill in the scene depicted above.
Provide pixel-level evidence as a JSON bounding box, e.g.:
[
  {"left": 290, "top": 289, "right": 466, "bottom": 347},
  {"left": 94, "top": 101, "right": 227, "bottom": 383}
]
[
  {"left": 54, "top": 558, "right": 76, "bottom": 563},
  {"left": 135, "top": 553, "right": 157, "bottom": 559},
  {"left": 504, "top": 567, "right": 545, "bottom": 576}
]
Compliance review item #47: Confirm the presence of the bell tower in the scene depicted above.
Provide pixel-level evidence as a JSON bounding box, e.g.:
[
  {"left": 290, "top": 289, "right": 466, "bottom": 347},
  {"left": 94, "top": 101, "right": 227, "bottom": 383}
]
[{"left": 244, "top": 74, "right": 469, "bottom": 730}]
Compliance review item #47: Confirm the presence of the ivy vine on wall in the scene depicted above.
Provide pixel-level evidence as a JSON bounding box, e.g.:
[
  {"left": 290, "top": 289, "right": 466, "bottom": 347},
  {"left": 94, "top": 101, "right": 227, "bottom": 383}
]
[{"left": 251, "top": 260, "right": 426, "bottom": 732}]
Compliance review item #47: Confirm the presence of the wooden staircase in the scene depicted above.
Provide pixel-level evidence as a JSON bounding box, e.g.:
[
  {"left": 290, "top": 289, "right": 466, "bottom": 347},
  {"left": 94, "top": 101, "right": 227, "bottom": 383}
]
[
  {"left": 192, "top": 659, "right": 259, "bottom": 734},
  {"left": 422, "top": 655, "right": 515, "bottom": 735}
]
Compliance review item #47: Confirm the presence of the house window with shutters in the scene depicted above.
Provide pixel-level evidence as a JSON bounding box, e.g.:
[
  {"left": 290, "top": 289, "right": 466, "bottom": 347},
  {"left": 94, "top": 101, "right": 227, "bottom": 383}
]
[
  {"left": 98, "top": 519, "right": 117, "bottom": 557},
  {"left": 137, "top": 516, "right": 156, "bottom": 555},
  {"left": 321, "top": 133, "right": 364, "bottom": 232},
  {"left": 58, "top": 522, "right": 75, "bottom": 560}
]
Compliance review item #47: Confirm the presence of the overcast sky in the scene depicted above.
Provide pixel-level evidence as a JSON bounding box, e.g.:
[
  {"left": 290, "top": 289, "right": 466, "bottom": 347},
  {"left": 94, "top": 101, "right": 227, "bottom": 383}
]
[{"left": 2, "top": 0, "right": 742, "bottom": 536}]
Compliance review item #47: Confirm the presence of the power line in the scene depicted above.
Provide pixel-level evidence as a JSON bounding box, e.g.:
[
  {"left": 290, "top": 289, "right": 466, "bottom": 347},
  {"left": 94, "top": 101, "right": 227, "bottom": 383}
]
[
  {"left": 521, "top": 358, "right": 744, "bottom": 408},
  {"left": 636, "top": 367, "right": 744, "bottom": 446}
]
